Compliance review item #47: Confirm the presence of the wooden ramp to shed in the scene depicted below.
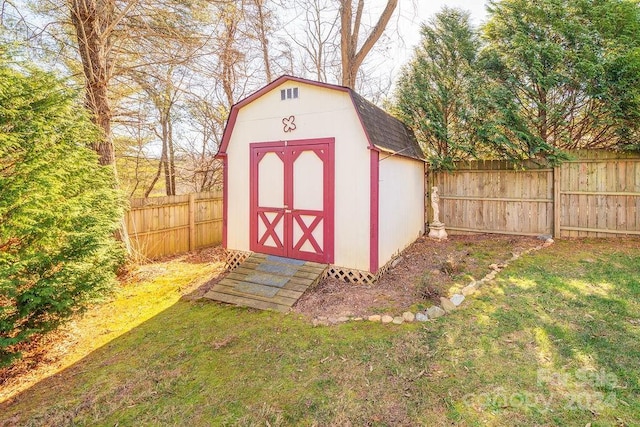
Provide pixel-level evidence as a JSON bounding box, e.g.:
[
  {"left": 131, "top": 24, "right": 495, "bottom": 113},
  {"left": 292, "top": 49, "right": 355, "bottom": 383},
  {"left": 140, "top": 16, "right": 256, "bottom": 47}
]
[{"left": 204, "top": 253, "right": 327, "bottom": 312}]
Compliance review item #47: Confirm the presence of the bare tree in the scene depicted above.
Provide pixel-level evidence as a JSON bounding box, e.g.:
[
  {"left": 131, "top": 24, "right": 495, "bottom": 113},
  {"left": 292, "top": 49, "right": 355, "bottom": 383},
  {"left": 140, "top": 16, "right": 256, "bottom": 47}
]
[
  {"left": 283, "top": 0, "right": 340, "bottom": 82},
  {"left": 339, "top": 0, "right": 397, "bottom": 88},
  {"left": 17, "top": 0, "right": 227, "bottom": 200},
  {"left": 68, "top": 0, "right": 135, "bottom": 166},
  {"left": 27, "top": 0, "right": 403, "bottom": 204},
  {"left": 112, "top": 101, "right": 157, "bottom": 198},
  {"left": 245, "top": 0, "right": 274, "bottom": 82},
  {"left": 178, "top": 93, "right": 225, "bottom": 192},
  {"left": 215, "top": 1, "right": 245, "bottom": 106},
  {"left": 129, "top": 65, "right": 185, "bottom": 197}
]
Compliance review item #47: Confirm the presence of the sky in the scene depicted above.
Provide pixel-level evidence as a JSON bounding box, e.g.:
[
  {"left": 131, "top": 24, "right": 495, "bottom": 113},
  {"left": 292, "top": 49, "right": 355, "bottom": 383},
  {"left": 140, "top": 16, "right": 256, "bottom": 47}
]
[
  {"left": 391, "top": 0, "right": 490, "bottom": 75},
  {"left": 337, "top": 0, "right": 490, "bottom": 97},
  {"left": 397, "top": 0, "right": 489, "bottom": 45}
]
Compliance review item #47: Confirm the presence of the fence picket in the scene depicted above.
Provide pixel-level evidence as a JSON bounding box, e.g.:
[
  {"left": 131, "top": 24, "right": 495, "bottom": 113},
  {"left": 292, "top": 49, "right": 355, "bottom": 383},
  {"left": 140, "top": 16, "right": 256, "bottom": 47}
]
[
  {"left": 126, "top": 190, "right": 223, "bottom": 259},
  {"left": 430, "top": 151, "right": 640, "bottom": 238}
]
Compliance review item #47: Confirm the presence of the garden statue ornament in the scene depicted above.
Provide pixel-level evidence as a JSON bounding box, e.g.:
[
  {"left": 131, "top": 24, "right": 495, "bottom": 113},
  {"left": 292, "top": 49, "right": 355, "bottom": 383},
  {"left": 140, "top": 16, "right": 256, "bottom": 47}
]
[{"left": 428, "top": 186, "right": 448, "bottom": 240}]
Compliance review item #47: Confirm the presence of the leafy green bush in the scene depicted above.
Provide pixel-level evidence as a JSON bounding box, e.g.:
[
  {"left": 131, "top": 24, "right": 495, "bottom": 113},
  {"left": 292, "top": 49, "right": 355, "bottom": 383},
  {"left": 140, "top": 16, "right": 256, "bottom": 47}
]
[{"left": 0, "top": 53, "right": 125, "bottom": 367}]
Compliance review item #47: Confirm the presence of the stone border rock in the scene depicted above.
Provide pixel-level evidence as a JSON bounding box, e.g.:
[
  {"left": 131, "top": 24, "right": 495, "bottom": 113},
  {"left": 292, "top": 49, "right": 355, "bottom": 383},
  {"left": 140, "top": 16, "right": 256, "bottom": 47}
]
[{"left": 310, "top": 239, "right": 553, "bottom": 327}]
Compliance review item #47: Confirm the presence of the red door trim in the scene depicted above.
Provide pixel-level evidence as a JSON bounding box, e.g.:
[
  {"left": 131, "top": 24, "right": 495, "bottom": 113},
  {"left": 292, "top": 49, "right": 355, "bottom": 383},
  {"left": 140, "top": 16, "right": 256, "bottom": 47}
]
[
  {"left": 369, "top": 149, "right": 379, "bottom": 273},
  {"left": 249, "top": 144, "right": 287, "bottom": 257},
  {"left": 292, "top": 213, "right": 323, "bottom": 253},
  {"left": 220, "top": 153, "right": 228, "bottom": 248},
  {"left": 257, "top": 211, "right": 285, "bottom": 247},
  {"left": 250, "top": 138, "right": 334, "bottom": 264}
]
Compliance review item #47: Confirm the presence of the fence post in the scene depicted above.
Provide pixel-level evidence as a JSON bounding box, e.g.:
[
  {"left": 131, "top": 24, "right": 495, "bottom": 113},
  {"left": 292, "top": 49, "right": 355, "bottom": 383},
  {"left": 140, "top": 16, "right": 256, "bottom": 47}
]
[
  {"left": 189, "top": 193, "right": 196, "bottom": 251},
  {"left": 553, "top": 166, "right": 561, "bottom": 237},
  {"left": 424, "top": 165, "right": 430, "bottom": 228}
]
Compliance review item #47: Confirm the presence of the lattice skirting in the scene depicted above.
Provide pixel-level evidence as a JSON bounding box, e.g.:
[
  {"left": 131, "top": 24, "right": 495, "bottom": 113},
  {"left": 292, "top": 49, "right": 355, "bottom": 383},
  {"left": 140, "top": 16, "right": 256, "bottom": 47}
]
[
  {"left": 324, "top": 266, "right": 376, "bottom": 285},
  {"left": 225, "top": 250, "right": 252, "bottom": 271},
  {"left": 324, "top": 260, "right": 394, "bottom": 286},
  {"left": 323, "top": 253, "right": 401, "bottom": 285},
  {"left": 225, "top": 250, "right": 397, "bottom": 285},
  {"left": 375, "top": 258, "right": 394, "bottom": 279}
]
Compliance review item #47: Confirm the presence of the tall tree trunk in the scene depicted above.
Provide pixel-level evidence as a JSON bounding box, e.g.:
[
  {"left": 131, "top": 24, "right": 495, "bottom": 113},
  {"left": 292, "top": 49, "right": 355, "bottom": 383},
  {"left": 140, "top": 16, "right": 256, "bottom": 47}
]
[
  {"left": 220, "top": 5, "right": 240, "bottom": 107},
  {"left": 252, "top": 0, "right": 272, "bottom": 83},
  {"left": 69, "top": 0, "right": 118, "bottom": 165},
  {"left": 144, "top": 160, "right": 163, "bottom": 198},
  {"left": 69, "top": 0, "right": 133, "bottom": 255},
  {"left": 167, "top": 117, "right": 176, "bottom": 195},
  {"left": 158, "top": 115, "right": 177, "bottom": 196},
  {"left": 339, "top": 0, "right": 397, "bottom": 88}
]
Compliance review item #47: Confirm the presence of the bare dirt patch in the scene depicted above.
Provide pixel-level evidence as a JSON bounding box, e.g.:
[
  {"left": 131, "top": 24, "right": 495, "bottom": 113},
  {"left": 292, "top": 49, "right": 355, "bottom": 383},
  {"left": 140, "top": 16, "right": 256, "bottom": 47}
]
[{"left": 293, "top": 234, "right": 542, "bottom": 319}]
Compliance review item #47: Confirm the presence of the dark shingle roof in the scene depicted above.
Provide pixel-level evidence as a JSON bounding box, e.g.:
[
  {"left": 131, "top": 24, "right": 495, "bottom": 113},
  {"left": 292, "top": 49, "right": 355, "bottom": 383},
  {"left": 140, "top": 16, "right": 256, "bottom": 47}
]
[{"left": 349, "top": 91, "right": 425, "bottom": 161}]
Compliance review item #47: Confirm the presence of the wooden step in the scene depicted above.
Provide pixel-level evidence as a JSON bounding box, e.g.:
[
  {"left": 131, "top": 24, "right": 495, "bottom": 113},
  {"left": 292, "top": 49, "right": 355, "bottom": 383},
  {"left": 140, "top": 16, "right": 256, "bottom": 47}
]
[
  {"left": 205, "top": 291, "right": 292, "bottom": 313},
  {"left": 203, "top": 253, "right": 327, "bottom": 312}
]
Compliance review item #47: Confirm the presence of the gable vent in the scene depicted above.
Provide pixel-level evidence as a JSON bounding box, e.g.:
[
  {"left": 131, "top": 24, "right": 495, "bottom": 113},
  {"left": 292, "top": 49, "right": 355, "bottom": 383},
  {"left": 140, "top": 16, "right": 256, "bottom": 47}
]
[{"left": 280, "top": 87, "right": 299, "bottom": 100}]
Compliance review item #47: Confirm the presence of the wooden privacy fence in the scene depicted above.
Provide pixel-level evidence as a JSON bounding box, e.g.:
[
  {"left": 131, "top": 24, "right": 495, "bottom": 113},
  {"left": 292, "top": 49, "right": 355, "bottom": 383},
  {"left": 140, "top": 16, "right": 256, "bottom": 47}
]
[
  {"left": 124, "top": 152, "right": 638, "bottom": 260},
  {"left": 126, "top": 191, "right": 223, "bottom": 259},
  {"left": 430, "top": 151, "right": 640, "bottom": 238}
]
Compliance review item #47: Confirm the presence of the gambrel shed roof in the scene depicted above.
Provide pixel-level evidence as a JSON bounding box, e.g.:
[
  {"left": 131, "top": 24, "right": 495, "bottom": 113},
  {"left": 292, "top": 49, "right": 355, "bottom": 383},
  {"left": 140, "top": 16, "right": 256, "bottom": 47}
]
[
  {"left": 219, "top": 75, "right": 425, "bottom": 162},
  {"left": 349, "top": 91, "right": 425, "bottom": 161}
]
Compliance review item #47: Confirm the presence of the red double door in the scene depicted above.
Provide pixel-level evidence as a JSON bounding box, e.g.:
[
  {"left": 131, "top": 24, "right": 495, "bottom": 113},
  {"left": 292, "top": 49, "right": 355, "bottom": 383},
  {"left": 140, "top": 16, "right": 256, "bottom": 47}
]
[{"left": 249, "top": 138, "right": 334, "bottom": 264}]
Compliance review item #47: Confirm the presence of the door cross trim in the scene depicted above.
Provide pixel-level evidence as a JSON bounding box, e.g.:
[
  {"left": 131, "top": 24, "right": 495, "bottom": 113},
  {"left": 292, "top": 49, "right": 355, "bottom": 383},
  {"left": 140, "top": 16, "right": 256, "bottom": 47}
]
[
  {"left": 249, "top": 138, "right": 334, "bottom": 264},
  {"left": 257, "top": 211, "right": 284, "bottom": 248}
]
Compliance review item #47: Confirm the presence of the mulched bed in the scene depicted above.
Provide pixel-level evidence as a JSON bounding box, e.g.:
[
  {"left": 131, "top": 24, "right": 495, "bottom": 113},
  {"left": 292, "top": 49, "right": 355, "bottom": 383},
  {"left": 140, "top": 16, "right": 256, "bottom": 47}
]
[{"left": 293, "top": 234, "right": 542, "bottom": 319}]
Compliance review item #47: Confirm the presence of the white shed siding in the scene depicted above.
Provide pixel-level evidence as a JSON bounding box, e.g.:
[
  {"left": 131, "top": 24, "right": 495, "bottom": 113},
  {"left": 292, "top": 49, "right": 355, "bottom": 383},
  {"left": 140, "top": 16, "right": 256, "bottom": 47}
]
[
  {"left": 226, "top": 81, "right": 371, "bottom": 270},
  {"left": 378, "top": 155, "right": 425, "bottom": 267}
]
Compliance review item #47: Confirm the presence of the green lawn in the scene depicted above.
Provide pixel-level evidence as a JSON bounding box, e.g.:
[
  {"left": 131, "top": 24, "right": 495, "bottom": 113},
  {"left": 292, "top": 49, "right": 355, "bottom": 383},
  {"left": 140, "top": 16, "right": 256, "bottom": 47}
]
[{"left": 1, "top": 239, "right": 638, "bottom": 426}]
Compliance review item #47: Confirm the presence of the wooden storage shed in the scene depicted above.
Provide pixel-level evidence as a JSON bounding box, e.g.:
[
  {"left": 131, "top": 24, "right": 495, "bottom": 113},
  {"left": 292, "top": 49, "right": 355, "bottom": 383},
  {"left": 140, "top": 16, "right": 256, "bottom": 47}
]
[{"left": 219, "top": 76, "right": 426, "bottom": 283}]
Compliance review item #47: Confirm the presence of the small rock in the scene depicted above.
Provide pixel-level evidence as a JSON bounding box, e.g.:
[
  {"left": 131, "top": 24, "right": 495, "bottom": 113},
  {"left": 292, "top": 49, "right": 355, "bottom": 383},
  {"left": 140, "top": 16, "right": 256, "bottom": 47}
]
[
  {"left": 440, "top": 297, "right": 456, "bottom": 312},
  {"left": 543, "top": 238, "right": 554, "bottom": 247},
  {"left": 368, "top": 315, "right": 382, "bottom": 322},
  {"left": 450, "top": 294, "right": 465, "bottom": 306},
  {"left": 353, "top": 317, "right": 363, "bottom": 321},
  {"left": 461, "top": 282, "right": 477, "bottom": 296},
  {"left": 430, "top": 269, "right": 442, "bottom": 276},
  {"left": 402, "top": 311, "right": 415, "bottom": 322},
  {"left": 381, "top": 315, "right": 394, "bottom": 324},
  {"left": 537, "top": 234, "right": 552, "bottom": 241},
  {"left": 337, "top": 316, "right": 350, "bottom": 323},
  {"left": 391, "top": 257, "right": 402, "bottom": 268},
  {"left": 426, "top": 306, "right": 446, "bottom": 318},
  {"left": 485, "top": 271, "right": 497, "bottom": 280},
  {"left": 489, "top": 263, "right": 499, "bottom": 270},
  {"left": 415, "top": 312, "right": 429, "bottom": 322},
  {"left": 392, "top": 316, "right": 404, "bottom": 325}
]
